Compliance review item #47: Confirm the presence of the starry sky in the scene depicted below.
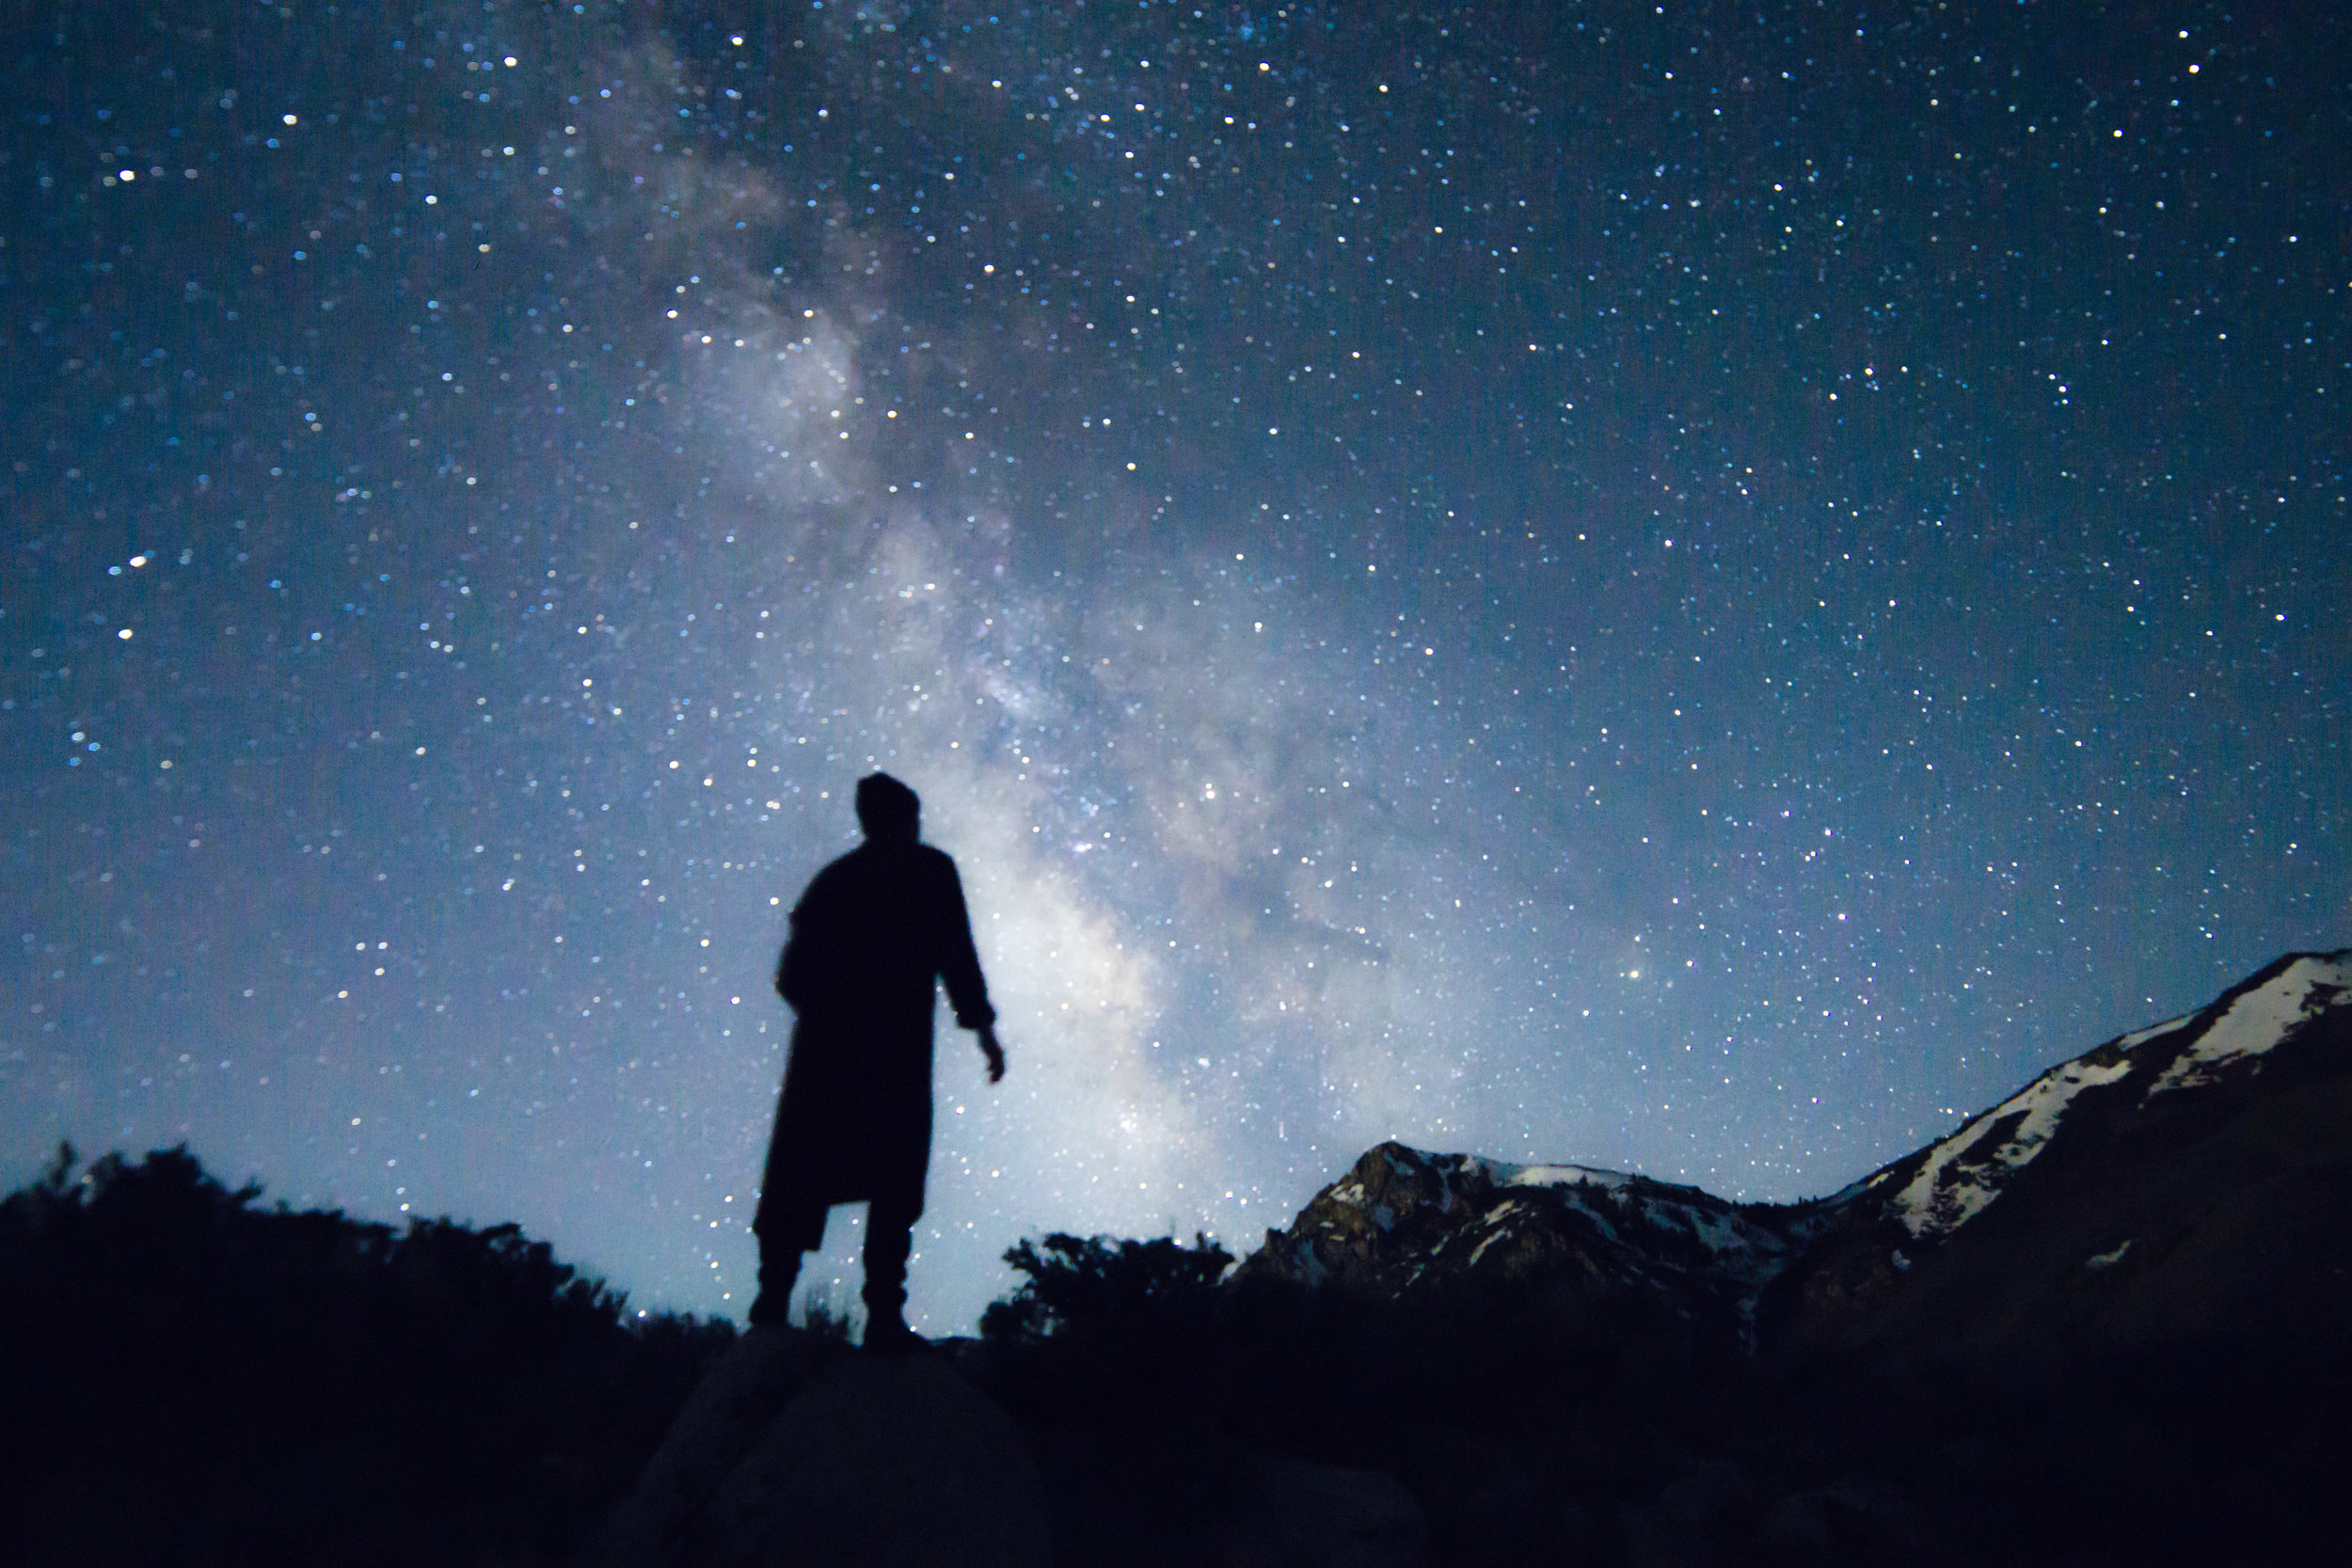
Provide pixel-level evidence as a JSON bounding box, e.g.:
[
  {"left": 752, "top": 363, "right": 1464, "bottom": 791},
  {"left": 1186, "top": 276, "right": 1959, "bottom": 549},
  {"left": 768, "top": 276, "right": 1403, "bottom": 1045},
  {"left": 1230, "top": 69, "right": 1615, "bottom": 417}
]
[{"left": 4, "top": 0, "right": 2345, "bottom": 1334}]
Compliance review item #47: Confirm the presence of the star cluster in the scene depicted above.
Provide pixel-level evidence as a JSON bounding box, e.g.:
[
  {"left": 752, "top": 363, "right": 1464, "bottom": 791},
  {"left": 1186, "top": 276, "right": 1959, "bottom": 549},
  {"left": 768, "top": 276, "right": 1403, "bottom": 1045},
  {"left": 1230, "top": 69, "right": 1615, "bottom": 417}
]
[{"left": 3, "top": 0, "right": 2344, "bottom": 1333}]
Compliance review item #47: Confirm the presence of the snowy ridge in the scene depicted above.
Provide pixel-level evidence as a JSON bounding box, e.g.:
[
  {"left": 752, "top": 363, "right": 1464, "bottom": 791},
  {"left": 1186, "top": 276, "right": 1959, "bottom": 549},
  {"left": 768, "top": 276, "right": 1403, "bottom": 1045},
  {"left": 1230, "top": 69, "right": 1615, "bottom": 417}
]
[
  {"left": 1252, "top": 1142, "right": 1816, "bottom": 1335},
  {"left": 1498, "top": 1160, "right": 1632, "bottom": 1193},
  {"left": 1890, "top": 1050, "right": 2137, "bottom": 1240},
  {"left": 1322, "top": 1149, "right": 1642, "bottom": 1239},
  {"left": 2114, "top": 1012, "right": 2196, "bottom": 1051},
  {"left": 2143, "top": 953, "right": 2351, "bottom": 1098},
  {"left": 1485, "top": 1158, "right": 1796, "bottom": 1291},
  {"left": 1873, "top": 949, "right": 2351, "bottom": 1243},
  {"left": 1440, "top": 1157, "right": 1795, "bottom": 1294}
]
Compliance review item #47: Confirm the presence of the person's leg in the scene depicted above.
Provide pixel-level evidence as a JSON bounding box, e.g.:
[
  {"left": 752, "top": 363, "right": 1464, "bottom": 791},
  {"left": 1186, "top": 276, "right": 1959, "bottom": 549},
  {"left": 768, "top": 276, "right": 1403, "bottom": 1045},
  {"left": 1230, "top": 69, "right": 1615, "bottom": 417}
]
[
  {"left": 748, "top": 1249, "right": 803, "bottom": 1328},
  {"left": 861, "top": 1195, "right": 920, "bottom": 1349},
  {"left": 749, "top": 1196, "right": 828, "bottom": 1328}
]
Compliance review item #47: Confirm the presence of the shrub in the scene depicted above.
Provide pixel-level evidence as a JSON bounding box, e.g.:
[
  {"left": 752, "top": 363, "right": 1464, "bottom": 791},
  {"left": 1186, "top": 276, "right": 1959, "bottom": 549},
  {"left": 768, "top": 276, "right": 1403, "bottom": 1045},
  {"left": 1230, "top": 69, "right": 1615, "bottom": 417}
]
[
  {"left": 980, "top": 1230, "right": 1234, "bottom": 1347},
  {"left": 0, "top": 1144, "right": 732, "bottom": 1568}
]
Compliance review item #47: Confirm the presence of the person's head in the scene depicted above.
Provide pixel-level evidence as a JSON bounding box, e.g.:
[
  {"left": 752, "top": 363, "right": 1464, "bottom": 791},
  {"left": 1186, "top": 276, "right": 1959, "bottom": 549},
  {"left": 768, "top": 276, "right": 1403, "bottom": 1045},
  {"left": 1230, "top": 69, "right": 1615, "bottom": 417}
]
[{"left": 854, "top": 772, "right": 921, "bottom": 841}]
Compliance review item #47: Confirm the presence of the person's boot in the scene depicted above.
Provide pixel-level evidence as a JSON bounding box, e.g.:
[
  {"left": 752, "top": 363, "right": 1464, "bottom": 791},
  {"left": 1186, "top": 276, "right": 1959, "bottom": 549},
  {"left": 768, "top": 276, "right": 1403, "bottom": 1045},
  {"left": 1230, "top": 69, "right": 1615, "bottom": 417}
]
[
  {"left": 748, "top": 1248, "right": 802, "bottom": 1330},
  {"left": 862, "top": 1301, "right": 918, "bottom": 1355}
]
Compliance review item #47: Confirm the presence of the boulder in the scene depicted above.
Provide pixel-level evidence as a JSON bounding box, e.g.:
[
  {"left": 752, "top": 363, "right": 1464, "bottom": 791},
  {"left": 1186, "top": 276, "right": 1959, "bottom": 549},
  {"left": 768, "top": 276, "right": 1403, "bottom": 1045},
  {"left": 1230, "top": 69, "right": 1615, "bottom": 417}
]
[
  {"left": 1752, "top": 1478, "right": 1925, "bottom": 1568},
  {"left": 588, "top": 1328, "right": 1050, "bottom": 1568},
  {"left": 1228, "top": 1455, "right": 1428, "bottom": 1568}
]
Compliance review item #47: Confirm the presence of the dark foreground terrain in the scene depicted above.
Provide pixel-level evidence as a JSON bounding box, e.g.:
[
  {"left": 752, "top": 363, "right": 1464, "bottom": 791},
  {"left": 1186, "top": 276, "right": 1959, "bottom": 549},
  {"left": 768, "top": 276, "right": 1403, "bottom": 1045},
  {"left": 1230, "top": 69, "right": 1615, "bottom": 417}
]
[
  {"left": 0, "top": 1146, "right": 729, "bottom": 1567},
  {"left": 5, "top": 1144, "right": 2344, "bottom": 1568},
  {"left": 6, "top": 952, "right": 2348, "bottom": 1565}
]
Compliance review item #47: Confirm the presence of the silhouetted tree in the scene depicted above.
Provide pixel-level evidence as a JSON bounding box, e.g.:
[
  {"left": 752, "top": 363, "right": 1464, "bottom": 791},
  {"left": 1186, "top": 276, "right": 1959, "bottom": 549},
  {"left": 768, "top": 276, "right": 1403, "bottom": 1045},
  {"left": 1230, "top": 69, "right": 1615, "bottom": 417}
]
[
  {"left": 0, "top": 1145, "right": 732, "bottom": 1568},
  {"left": 981, "top": 1230, "right": 1234, "bottom": 1347}
]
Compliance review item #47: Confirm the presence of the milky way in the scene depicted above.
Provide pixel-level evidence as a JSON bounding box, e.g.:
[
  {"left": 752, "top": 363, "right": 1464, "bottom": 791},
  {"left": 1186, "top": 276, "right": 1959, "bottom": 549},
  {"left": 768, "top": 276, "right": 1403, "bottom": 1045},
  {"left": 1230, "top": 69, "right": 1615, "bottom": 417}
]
[{"left": 5, "top": 1, "right": 2344, "bottom": 1333}]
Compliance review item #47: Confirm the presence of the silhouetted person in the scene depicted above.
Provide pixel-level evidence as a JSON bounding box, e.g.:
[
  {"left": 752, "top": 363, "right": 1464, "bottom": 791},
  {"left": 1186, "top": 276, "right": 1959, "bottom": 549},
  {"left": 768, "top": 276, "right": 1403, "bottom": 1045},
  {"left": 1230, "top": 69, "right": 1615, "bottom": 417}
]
[{"left": 750, "top": 772, "right": 1004, "bottom": 1348}]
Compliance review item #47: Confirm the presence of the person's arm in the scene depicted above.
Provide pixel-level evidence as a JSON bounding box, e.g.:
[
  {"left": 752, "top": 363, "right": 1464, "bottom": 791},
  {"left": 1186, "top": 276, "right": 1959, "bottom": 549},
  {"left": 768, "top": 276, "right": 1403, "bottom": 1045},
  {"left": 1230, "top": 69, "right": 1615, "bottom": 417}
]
[
  {"left": 935, "top": 856, "right": 1002, "bottom": 1080},
  {"left": 774, "top": 906, "right": 808, "bottom": 1006},
  {"left": 775, "top": 867, "right": 834, "bottom": 1011}
]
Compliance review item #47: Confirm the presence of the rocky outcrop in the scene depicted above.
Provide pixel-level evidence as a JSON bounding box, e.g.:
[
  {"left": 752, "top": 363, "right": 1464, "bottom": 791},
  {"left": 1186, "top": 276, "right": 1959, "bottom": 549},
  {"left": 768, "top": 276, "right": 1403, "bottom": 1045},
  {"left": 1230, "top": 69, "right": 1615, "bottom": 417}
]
[
  {"left": 1236, "top": 1141, "right": 1821, "bottom": 1348},
  {"left": 588, "top": 1328, "right": 1050, "bottom": 1568},
  {"left": 1229, "top": 1456, "right": 1427, "bottom": 1568}
]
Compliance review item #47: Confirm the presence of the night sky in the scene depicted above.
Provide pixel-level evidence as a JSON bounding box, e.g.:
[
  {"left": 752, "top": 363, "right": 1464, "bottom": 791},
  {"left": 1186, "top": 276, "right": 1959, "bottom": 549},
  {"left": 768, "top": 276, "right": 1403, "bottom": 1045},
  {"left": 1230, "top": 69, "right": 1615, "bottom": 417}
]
[{"left": 5, "top": 0, "right": 2344, "bottom": 1335}]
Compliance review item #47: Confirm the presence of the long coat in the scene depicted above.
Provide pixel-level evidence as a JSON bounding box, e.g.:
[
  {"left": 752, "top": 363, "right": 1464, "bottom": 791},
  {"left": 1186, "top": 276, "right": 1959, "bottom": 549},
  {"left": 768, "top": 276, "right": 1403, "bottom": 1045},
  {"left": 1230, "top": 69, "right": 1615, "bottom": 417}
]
[{"left": 755, "top": 838, "right": 994, "bottom": 1235}]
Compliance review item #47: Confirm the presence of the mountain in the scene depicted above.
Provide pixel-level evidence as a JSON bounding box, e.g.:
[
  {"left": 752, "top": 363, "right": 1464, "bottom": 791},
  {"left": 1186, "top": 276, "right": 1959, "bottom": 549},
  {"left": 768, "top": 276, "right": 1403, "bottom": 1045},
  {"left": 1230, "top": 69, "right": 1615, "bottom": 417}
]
[
  {"left": 1235, "top": 1142, "right": 1824, "bottom": 1351},
  {"left": 1244, "top": 949, "right": 2352, "bottom": 1368},
  {"left": 1767, "top": 948, "right": 2352, "bottom": 1363}
]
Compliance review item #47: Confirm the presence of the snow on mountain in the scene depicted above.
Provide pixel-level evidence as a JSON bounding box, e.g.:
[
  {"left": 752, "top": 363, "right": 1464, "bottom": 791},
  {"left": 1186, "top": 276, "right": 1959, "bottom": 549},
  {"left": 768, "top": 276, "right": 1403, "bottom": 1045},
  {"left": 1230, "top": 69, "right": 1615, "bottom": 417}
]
[
  {"left": 1883, "top": 1051, "right": 2139, "bottom": 1242},
  {"left": 1764, "top": 947, "right": 2352, "bottom": 1360},
  {"left": 1857, "top": 949, "right": 2352, "bottom": 1245},
  {"left": 1239, "top": 1141, "right": 1820, "bottom": 1345},
  {"left": 2142, "top": 951, "right": 2350, "bottom": 1097}
]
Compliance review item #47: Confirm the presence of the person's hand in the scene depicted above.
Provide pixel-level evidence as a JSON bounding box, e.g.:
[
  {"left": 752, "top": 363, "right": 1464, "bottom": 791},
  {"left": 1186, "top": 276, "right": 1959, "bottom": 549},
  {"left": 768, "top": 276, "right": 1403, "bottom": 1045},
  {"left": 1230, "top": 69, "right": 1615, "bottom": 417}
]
[{"left": 977, "top": 1024, "right": 1007, "bottom": 1084}]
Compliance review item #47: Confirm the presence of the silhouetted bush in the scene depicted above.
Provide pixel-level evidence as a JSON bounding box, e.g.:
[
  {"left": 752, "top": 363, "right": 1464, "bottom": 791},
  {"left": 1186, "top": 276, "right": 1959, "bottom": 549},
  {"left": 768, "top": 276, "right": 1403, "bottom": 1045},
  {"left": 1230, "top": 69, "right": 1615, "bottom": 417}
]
[
  {"left": 981, "top": 1230, "right": 1233, "bottom": 1346},
  {"left": 973, "top": 1230, "right": 1236, "bottom": 1432},
  {"left": 0, "top": 1144, "right": 733, "bottom": 1568}
]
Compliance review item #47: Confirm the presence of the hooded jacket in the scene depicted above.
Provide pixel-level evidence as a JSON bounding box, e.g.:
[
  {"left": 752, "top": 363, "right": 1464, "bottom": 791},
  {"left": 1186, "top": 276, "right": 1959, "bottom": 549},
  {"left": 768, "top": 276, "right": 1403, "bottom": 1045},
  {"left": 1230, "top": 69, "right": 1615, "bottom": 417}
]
[{"left": 755, "top": 836, "right": 994, "bottom": 1227}]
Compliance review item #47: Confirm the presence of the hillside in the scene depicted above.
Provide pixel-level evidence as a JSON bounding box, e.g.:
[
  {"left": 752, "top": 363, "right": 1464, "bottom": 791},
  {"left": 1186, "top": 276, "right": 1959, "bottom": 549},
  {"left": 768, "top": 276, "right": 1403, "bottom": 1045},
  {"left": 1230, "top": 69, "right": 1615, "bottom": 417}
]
[{"left": 1769, "top": 950, "right": 2352, "bottom": 1361}]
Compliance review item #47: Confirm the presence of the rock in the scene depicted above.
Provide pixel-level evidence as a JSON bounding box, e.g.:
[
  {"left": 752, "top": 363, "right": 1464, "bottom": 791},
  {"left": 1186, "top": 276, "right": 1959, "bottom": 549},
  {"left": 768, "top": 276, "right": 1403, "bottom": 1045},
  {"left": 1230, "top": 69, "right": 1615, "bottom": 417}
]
[
  {"left": 587, "top": 1328, "right": 1051, "bottom": 1568},
  {"left": 1752, "top": 1478, "right": 1923, "bottom": 1568},
  {"left": 691, "top": 1350, "right": 1051, "bottom": 1568},
  {"left": 587, "top": 1326, "right": 834, "bottom": 1568},
  {"left": 1620, "top": 1459, "right": 1764, "bottom": 1568},
  {"left": 1229, "top": 1456, "right": 1428, "bottom": 1568}
]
